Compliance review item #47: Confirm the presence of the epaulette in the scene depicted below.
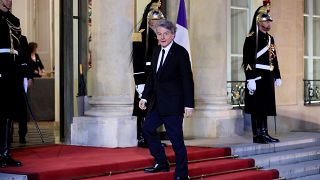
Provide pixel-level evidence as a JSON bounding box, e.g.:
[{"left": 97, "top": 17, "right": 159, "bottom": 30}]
[
  {"left": 247, "top": 32, "right": 255, "bottom": 37},
  {"left": 132, "top": 32, "right": 142, "bottom": 42}
]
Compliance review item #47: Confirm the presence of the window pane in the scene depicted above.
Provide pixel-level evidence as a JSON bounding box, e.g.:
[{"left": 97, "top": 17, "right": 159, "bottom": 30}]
[
  {"left": 231, "top": 56, "right": 245, "bottom": 81},
  {"left": 313, "top": 17, "right": 320, "bottom": 56},
  {"left": 304, "top": 16, "right": 309, "bottom": 56},
  {"left": 314, "top": 0, "right": 320, "bottom": 15},
  {"left": 304, "top": 0, "right": 308, "bottom": 14},
  {"left": 313, "top": 59, "right": 320, "bottom": 79},
  {"left": 231, "top": 9, "right": 248, "bottom": 54},
  {"left": 304, "top": 58, "right": 309, "bottom": 79},
  {"left": 231, "top": 0, "right": 248, "bottom": 7}
]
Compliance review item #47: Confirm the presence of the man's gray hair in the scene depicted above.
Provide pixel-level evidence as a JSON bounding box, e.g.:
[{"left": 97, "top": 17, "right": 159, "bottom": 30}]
[{"left": 155, "top": 19, "right": 177, "bottom": 34}]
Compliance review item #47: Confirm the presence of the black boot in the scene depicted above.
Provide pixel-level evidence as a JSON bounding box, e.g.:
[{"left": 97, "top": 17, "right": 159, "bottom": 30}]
[
  {"left": 252, "top": 115, "right": 268, "bottom": 144},
  {"left": 251, "top": 115, "right": 258, "bottom": 138},
  {"left": 253, "top": 129, "right": 269, "bottom": 144},
  {"left": 1, "top": 119, "right": 22, "bottom": 167},
  {"left": 261, "top": 129, "right": 279, "bottom": 143},
  {"left": 137, "top": 116, "right": 148, "bottom": 148},
  {"left": 261, "top": 118, "right": 279, "bottom": 143},
  {"left": 138, "top": 136, "right": 149, "bottom": 148},
  {"left": 1, "top": 149, "right": 21, "bottom": 167},
  {"left": 19, "top": 137, "right": 27, "bottom": 144}
]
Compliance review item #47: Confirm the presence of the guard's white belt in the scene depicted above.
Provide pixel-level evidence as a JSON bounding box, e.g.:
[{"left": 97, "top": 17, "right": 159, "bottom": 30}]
[
  {"left": 0, "top": 48, "right": 18, "bottom": 55},
  {"left": 256, "top": 64, "right": 270, "bottom": 70},
  {"left": 134, "top": 72, "right": 145, "bottom": 75}
]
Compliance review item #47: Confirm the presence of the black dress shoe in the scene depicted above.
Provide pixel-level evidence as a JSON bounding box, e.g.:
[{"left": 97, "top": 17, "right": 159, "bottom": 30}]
[
  {"left": 19, "top": 137, "right": 27, "bottom": 144},
  {"left": 144, "top": 163, "right": 170, "bottom": 173},
  {"left": 161, "top": 143, "right": 167, "bottom": 147},
  {"left": 263, "top": 134, "right": 280, "bottom": 143},
  {"left": 175, "top": 176, "right": 190, "bottom": 180},
  {"left": 2, "top": 155, "right": 22, "bottom": 167},
  {"left": 253, "top": 135, "right": 269, "bottom": 144},
  {"left": 0, "top": 157, "right": 6, "bottom": 168},
  {"left": 138, "top": 138, "right": 148, "bottom": 148}
]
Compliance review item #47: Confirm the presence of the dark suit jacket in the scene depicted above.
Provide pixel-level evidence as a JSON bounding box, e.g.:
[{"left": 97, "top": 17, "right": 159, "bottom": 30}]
[{"left": 142, "top": 41, "right": 194, "bottom": 116}]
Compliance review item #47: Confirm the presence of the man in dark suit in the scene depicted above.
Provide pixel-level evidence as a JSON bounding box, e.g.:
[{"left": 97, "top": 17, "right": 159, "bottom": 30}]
[
  {"left": 132, "top": 0, "right": 165, "bottom": 148},
  {"left": 139, "top": 19, "right": 194, "bottom": 180}
]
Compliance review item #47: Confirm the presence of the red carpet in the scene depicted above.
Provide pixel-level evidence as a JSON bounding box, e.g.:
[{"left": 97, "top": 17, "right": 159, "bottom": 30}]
[{"left": 0, "top": 144, "right": 279, "bottom": 180}]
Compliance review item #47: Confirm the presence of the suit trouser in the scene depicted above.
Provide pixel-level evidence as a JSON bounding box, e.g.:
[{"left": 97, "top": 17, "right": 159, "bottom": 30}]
[{"left": 142, "top": 108, "right": 188, "bottom": 177}]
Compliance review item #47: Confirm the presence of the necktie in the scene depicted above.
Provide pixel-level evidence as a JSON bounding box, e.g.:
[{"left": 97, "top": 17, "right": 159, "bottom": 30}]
[{"left": 157, "top": 49, "right": 165, "bottom": 74}]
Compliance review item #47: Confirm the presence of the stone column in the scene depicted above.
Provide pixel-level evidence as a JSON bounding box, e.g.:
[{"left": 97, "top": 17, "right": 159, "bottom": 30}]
[
  {"left": 184, "top": 0, "right": 243, "bottom": 138},
  {"left": 71, "top": 0, "right": 136, "bottom": 147}
]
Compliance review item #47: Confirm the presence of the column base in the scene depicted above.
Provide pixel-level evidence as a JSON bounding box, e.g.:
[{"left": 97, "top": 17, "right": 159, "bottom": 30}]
[
  {"left": 71, "top": 116, "right": 137, "bottom": 148},
  {"left": 184, "top": 96, "right": 244, "bottom": 138}
]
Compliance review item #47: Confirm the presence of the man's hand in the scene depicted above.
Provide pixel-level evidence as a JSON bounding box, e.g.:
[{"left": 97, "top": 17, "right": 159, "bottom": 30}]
[
  {"left": 139, "top": 99, "right": 147, "bottom": 110},
  {"left": 184, "top": 107, "right": 194, "bottom": 118}
]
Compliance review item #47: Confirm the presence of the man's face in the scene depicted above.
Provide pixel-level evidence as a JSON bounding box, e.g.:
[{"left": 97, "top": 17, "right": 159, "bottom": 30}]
[
  {"left": 148, "top": 19, "right": 157, "bottom": 30},
  {"left": 1, "top": 0, "right": 12, "bottom": 12},
  {"left": 258, "top": 20, "right": 272, "bottom": 32},
  {"left": 156, "top": 26, "right": 174, "bottom": 48}
]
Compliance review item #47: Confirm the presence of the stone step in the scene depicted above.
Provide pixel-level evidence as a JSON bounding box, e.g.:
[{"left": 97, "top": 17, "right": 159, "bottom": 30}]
[
  {"left": 229, "top": 133, "right": 320, "bottom": 157},
  {"left": 293, "top": 173, "right": 320, "bottom": 180},
  {"left": 250, "top": 145, "right": 320, "bottom": 168},
  {"left": 220, "top": 132, "right": 320, "bottom": 179},
  {"left": 271, "top": 159, "right": 320, "bottom": 179},
  {"left": 0, "top": 173, "right": 27, "bottom": 180}
]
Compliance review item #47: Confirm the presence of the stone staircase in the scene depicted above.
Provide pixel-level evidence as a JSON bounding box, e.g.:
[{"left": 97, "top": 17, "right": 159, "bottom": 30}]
[
  {"left": 9, "top": 121, "right": 320, "bottom": 179},
  {"left": 229, "top": 132, "right": 320, "bottom": 179},
  {"left": 11, "top": 121, "right": 56, "bottom": 148}
]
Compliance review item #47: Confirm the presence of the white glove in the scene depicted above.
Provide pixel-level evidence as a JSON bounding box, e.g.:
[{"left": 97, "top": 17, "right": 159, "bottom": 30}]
[
  {"left": 23, "top": 78, "right": 28, "bottom": 93},
  {"left": 135, "top": 84, "right": 145, "bottom": 98},
  {"left": 275, "top": 79, "right": 282, "bottom": 87},
  {"left": 247, "top": 79, "right": 256, "bottom": 92}
]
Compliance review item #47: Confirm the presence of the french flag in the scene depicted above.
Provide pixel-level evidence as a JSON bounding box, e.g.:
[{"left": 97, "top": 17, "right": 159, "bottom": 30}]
[{"left": 175, "top": 0, "right": 191, "bottom": 62}]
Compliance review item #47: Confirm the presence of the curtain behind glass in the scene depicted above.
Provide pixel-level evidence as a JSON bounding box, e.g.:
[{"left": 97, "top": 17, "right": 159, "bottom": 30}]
[
  {"left": 314, "top": 0, "right": 320, "bottom": 15},
  {"left": 231, "top": 0, "right": 248, "bottom": 7},
  {"left": 313, "top": 18, "right": 320, "bottom": 57}
]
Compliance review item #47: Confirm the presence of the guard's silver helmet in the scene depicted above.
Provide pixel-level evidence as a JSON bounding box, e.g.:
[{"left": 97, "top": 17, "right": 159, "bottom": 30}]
[{"left": 147, "top": 1, "right": 165, "bottom": 20}]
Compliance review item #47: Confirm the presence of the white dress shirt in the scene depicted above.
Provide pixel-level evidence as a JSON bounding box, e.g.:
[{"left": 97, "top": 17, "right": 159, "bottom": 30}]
[{"left": 156, "top": 41, "right": 173, "bottom": 72}]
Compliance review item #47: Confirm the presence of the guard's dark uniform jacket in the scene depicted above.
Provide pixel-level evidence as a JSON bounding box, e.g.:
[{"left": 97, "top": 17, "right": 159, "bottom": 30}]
[
  {"left": 243, "top": 30, "right": 281, "bottom": 116},
  {"left": 132, "top": 28, "right": 158, "bottom": 116},
  {"left": 0, "top": 10, "right": 23, "bottom": 119}
]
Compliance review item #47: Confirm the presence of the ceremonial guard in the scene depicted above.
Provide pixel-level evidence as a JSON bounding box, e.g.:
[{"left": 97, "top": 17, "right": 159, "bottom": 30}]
[
  {"left": 0, "top": 0, "right": 23, "bottom": 167},
  {"left": 132, "top": 0, "right": 165, "bottom": 147},
  {"left": 242, "top": 0, "right": 282, "bottom": 144}
]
